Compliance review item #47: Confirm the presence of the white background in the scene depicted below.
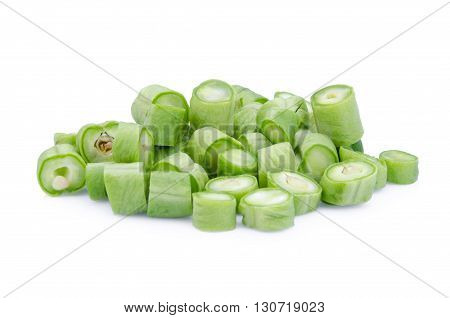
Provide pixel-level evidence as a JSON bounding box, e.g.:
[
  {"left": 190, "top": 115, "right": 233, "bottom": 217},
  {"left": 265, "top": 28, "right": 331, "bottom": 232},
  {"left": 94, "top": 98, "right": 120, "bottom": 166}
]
[{"left": 1, "top": 0, "right": 449, "bottom": 316}]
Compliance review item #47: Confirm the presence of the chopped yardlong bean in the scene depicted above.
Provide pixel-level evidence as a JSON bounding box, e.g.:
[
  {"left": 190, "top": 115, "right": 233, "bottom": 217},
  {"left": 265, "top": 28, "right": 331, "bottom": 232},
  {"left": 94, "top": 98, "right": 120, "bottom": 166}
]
[{"left": 379, "top": 150, "right": 418, "bottom": 184}]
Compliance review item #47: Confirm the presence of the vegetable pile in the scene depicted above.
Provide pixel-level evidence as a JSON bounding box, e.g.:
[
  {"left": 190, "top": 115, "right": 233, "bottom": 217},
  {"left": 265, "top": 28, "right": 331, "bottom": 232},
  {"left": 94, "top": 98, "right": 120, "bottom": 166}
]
[{"left": 37, "top": 81, "right": 419, "bottom": 231}]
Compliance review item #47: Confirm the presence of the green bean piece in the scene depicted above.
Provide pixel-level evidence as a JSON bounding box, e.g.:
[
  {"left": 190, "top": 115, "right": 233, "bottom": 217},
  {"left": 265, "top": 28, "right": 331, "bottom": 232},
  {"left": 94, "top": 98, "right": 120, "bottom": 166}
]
[
  {"left": 293, "top": 128, "right": 310, "bottom": 152},
  {"left": 379, "top": 150, "right": 419, "bottom": 184},
  {"left": 85, "top": 163, "right": 110, "bottom": 200},
  {"left": 37, "top": 144, "right": 86, "bottom": 196},
  {"left": 239, "top": 188, "right": 295, "bottom": 231},
  {"left": 339, "top": 146, "right": 387, "bottom": 189},
  {"left": 320, "top": 160, "right": 377, "bottom": 206},
  {"left": 185, "top": 126, "right": 229, "bottom": 165},
  {"left": 112, "top": 122, "right": 154, "bottom": 171},
  {"left": 217, "top": 148, "right": 257, "bottom": 176},
  {"left": 299, "top": 133, "right": 339, "bottom": 181},
  {"left": 233, "top": 85, "right": 268, "bottom": 108},
  {"left": 256, "top": 101, "right": 298, "bottom": 145},
  {"left": 104, "top": 163, "right": 147, "bottom": 214},
  {"left": 257, "top": 142, "right": 297, "bottom": 187},
  {"left": 131, "top": 84, "right": 189, "bottom": 146},
  {"left": 267, "top": 171, "right": 322, "bottom": 215},
  {"left": 311, "top": 84, "right": 364, "bottom": 146},
  {"left": 205, "top": 175, "right": 258, "bottom": 204},
  {"left": 54, "top": 132, "right": 76, "bottom": 146},
  {"left": 238, "top": 132, "right": 272, "bottom": 156},
  {"left": 190, "top": 79, "right": 236, "bottom": 135},
  {"left": 192, "top": 192, "right": 236, "bottom": 232},
  {"left": 76, "top": 121, "right": 118, "bottom": 163},
  {"left": 233, "top": 102, "right": 263, "bottom": 137},
  {"left": 147, "top": 171, "right": 192, "bottom": 218},
  {"left": 152, "top": 152, "right": 209, "bottom": 192}
]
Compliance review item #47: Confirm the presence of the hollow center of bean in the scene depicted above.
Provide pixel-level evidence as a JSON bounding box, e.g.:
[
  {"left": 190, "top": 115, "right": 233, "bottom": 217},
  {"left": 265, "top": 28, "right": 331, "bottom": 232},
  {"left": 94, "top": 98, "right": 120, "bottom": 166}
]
[
  {"left": 341, "top": 164, "right": 363, "bottom": 175},
  {"left": 95, "top": 132, "right": 114, "bottom": 155}
]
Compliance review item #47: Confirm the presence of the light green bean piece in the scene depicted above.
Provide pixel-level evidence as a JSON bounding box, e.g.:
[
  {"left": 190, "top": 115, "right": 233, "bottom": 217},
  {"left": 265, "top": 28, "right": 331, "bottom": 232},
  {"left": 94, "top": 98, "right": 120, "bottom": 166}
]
[
  {"left": 320, "top": 160, "right": 377, "bottom": 206},
  {"left": 147, "top": 171, "right": 192, "bottom": 218},
  {"left": 339, "top": 146, "right": 387, "bottom": 189},
  {"left": 267, "top": 171, "right": 322, "bottom": 215},
  {"left": 37, "top": 144, "right": 86, "bottom": 196},
  {"left": 131, "top": 84, "right": 189, "bottom": 146},
  {"left": 104, "top": 162, "right": 147, "bottom": 214},
  {"left": 153, "top": 152, "right": 209, "bottom": 192},
  {"left": 76, "top": 121, "right": 119, "bottom": 163},
  {"left": 192, "top": 192, "right": 236, "bottom": 232},
  {"left": 238, "top": 132, "right": 272, "bottom": 156},
  {"left": 257, "top": 142, "right": 297, "bottom": 187},
  {"left": 205, "top": 175, "right": 258, "bottom": 204},
  {"left": 239, "top": 188, "right": 295, "bottom": 231},
  {"left": 112, "top": 122, "right": 154, "bottom": 171},
  {"left": 233, "top": 102, "right": 263, "bottom": 137},
  {"left": 190, "top": 79, "right": 236, "bottom": 135},
  {"left": 54, "top": 132, "right": 76, "bottom": 146},
  {"left": 217, "top": 148, "right": 257, "bottom": 176},
  {"left": 311, "top": 84, "right": 364, "bottom": 146},
  {"left": 379, "top": 150, "right": 418, "bottom": 184},
  {"left": 298, "top": 133, "right": 338, "bottom": 181},
  {"left": 86, "top": 163, "right": 110, "bottom": 200},
  {"left": 233, "top": 85, "right": 268, "bottom": 108}
]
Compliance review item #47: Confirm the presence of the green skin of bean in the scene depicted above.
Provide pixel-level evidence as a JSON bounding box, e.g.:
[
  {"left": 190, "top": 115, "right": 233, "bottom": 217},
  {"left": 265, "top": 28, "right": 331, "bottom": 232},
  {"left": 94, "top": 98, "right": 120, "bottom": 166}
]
[
  {"left": 257, "top": 142, "right": 297, "bottom": 187},
  {"left": 380, "top": 150, "right": 418, "bottom": 184},
  {"left": 85, "top": 163, "right": 109, "bottom": 200},
  {"left": 185, "top": 127, "right": 229, "bottom": 165},
  {"left": 203, "top": 136, "right": 244, "bottom": 175},
  {"left": 131, "top": 85, "right": 189, "bottom": 147},
  {"left": 192, "top": 192, "right": 236, "bottom": 232},
  {"left": 233, "top": 85, "right": 267, "bottom": 108},
  {"left": 339, "top": 146, "right": 387, "bottom": 190},
  {"left": 238, "top": 132, "right": 272, "bottom": 156},
  {"left": 76, "top": 121, "right": 118, "bottom": 163},
  {"left": 239, "top": 189, "right": 295, "bottom": 231},
  {"left": 320, "top": 160, "right": 377, "bottom": 206},
  {"left": 112, "top": 123, "right": 154, "bottom": 171},
  {"left": 190, "top": 80, "right": 236, "bottom": 135},
  {"left": 205, "top": 175, "right": 259, "bottom": 204},
  {"left": 104, "top": 163, "right": 147, "bottom": 215},
  {"left": 299, "top": 133, "right": 339, "bottom": 181},
  {"left": 152, "top": 152, "right": 209, "bottom": 192},
  {"left": 37, "top": 144, "right": 86, "bottom": 196},
  {"left": 233, "top": 104, "right": 261, "bottom": 137},
  {"left": 311, "top": 84, "right": 364, "bottom": 147},
  {"left": 350, "top": 140, "right": 364, "bottom": 153},
  {"left": 147, "top": 171, "right": 192, "bottom": 218},
  {"left": 217, "top": 149, "right": 257, "bottom": 177},
  {"left": 54, "top": 132, "right": 76, "bottom": 146},
  {"left": 267, "top": 172, "right": 322, "bottom": 215}
]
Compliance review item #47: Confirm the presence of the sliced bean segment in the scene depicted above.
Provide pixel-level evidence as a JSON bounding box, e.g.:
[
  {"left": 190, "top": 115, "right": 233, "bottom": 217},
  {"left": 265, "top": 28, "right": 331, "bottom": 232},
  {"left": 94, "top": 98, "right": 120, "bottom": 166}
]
[
  {"left": 233, "top": 85, "right": 267, "bottom": 108},
  {"left": 147, "top": 171, "right": 192, "bottom": 218},
  {"left": 320, "top": 160, "right": 377, "bottom": 206},
  {"left": 54, "top": 132, "right": 76, "bottom": 146},
  {"left": 205, "top": 175, "right": 258, "bottom": 204},
  {"left": 238, "top": 132, "right": 272, "bottom": 155},
  {"left": 239, "top": 188, "right": 295, "bottom": 231},
  {"left": 192, "top": 192, "right": 236, "bottom": 232},
  {"left": 379, "top": 150, "right": 418, "bottom": 184},
  {"left": 299, "top": 133, "right": 338, "bottom": 181},
  {"left": 258, "top": 142, "right": 297, "bottom": 187},
  {"left": 217, "top": 148, "right": 257, "bottom": 176},
  {"left": 267, "top": 171, "right": 322, "bottom": 215},
  {"left": 339, "top": 146, "right": 387, "bottom": 189},
  {"left": 190, "top": 79, "right": 236, "bottom": 135},
  {"left": 76, "top": 121, "right": 118, "bottom": 163},
  {"left": 153, "top": 152, "right": 208, "bottom": 192},
  {"left": 104, "top": 163, "right": 147, "bottom": 214},
  {"left": 311, "top": 84, "right": 363, "bottom": 146},
  {"left": 131, "top": 84, "right": 189, "bottom": 146},
  {"left": 37, "top": 144, "right": 86, "bottom": 196},
  {"left": 112, "top": 122, "right": 154, "bottom": 171},
  {"left": 86, "top": 163, "right": 110, "bottom": 200}
]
